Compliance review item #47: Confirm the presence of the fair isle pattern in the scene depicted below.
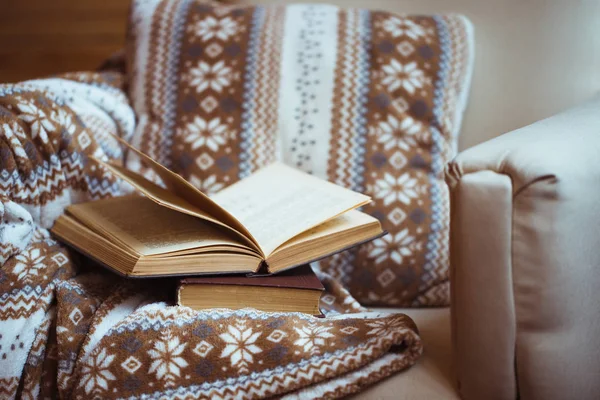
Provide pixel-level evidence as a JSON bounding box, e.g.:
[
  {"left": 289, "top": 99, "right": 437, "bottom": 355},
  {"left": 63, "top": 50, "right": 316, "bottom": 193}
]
[
  {"left": 238, "top": 6, "right": 283, "bottom": 178},
  {"left": 0, "top": 228, "right": 77, "bottom": 400},
  {"left": 315, "top": 8, "right": 370, "bottom": 288},
  {"left": 159, "top": 0, "right": 193, "bottom": 167},
  {"left": 0, "top": 74, "right": 134, "bottom": 229},
  {"left": 1, "top": 71, "right": 422, "bottom": 399},
  {"left": 253, "top": 7, "right": 284, "bottom": 171},
  {"left": 128, "top": 1, "right": 279, "bottom": 192},
  {"left": 285, "top": 346, "right": 419, "bottom": 399},
  {"left": 327, "top": 7, "right": 371, "bottom": 191},
  {"left": 0, "top": 186, "right": 423, "bottom": 397},
  {"left": 417, "top": 16, "right": 453, "bottom": 306},
  {"left": 319, "top": 12, "right": 473, "bottom": 307},
  {"left": 19, "top": 307, "right": 55, "bottom": 399},
  {"left": 415, "top": 16, "right": 472, "bottom": 306},
  {"left": 127, "top": 0, "right": 161, "bottom": 166},
  {"left": 126, "top": 1, "right": 474, "bottom": 306},
  {"left": 73, "top": 307, "right": 420, "bottom": 400},
  {"left": 20, "top": 76, "right": 136, "bottom": 141},
  {"left": 419, "top": 124, "right": 449, "bottom": 306},
  {"left": 0, "top": 378, "right": 19, "bottom": 398},
  {"left": 123, "top": 329, "right": 418, "bottom": 400},
  {"left": 322, "top": 12, "right": 441, "bottom": 306},
  {"left": 238, "top": 6, "right": 266, "bottom": 178},
  {"left": 437, "top": 16, "right": 474, "bottom": 154},
  {"left": 129, "top": 0, "right": 191, "bottom": 168},
  {"left": 0, "top": 213, "right": 422, "bottom": 399}
]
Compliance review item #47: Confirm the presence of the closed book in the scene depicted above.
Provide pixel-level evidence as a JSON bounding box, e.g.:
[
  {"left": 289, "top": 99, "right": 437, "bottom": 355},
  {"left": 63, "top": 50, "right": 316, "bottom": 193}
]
[{"left": 178, "top": 264, "right": 324, "bottom": 315}]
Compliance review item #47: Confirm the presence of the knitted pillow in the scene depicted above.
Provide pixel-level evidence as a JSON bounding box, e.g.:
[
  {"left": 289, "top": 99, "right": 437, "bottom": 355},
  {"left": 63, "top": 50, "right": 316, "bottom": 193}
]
[{"left": 126, "top": 0, "right": 474, "bottom": 306}]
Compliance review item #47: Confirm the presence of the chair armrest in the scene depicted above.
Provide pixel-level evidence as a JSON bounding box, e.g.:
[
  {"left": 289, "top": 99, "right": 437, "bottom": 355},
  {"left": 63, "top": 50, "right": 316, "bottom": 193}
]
[{"left": 446, "top": 97, "right": 600, "bottom": 400}]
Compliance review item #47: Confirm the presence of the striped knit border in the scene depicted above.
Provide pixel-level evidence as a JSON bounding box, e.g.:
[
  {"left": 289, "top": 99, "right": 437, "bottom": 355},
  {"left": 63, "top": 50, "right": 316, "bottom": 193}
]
[
  {"left": 416, "top": 16, "right": 471, "bottom": 305},
  {"left": 250, "top": 6, "right": 284, "bottom": 175},
  {"left": 319, "top": 8, "right": 371, "bottom": 286},
  {"left": 136, "top": 0, "right": 178, "bottom": 163},
  {"left": 238, "top": 6, "right": 284, "bottom": 179},
  {"left": 158, "top": 0, "right": 193, "bottom": 167},
  {"left": 352, "top": 9, "right": 372, "bottom": 193},
  {"left": 417, "top": 16, "right": 452, "bottom": 303},
  {"left": 327, "top": 8, "right": 371, "bottom": 192},
  {"left": 239, "top": 7, "right": 267, "bottom": 178}
]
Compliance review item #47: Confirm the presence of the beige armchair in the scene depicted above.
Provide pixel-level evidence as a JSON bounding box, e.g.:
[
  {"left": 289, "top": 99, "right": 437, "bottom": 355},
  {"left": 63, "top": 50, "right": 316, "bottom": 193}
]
[
  {"left": 449, "top": 97, "right": 600, "bottom": 400},
  {"left": 324, "top": 0, "right": 600, "bottom": 398},
  {"left": 359, "top": 97, "right": 600, "bottom": 400}
]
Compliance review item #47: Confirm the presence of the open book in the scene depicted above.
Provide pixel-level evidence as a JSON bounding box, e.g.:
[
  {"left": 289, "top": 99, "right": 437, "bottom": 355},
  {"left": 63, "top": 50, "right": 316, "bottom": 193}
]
[{"left": 51, "top": 140, "right": 385, "bottom": 277}]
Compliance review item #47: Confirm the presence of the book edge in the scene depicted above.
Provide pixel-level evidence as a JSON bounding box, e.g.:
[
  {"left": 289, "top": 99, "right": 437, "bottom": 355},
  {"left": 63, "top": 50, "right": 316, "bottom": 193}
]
[{"left": 266, "top": 230, "right": 388, "bottom": 275}]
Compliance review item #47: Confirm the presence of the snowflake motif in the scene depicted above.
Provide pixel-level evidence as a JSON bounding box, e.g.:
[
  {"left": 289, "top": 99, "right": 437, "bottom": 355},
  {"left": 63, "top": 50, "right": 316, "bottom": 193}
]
[
  {"left": 51, "top": 108, "right": 77, "bottom": 136},
  {"left": 381, "top": 60, "right": 425, "bottom": 94},
  {"left": 12, "top": 247, "right": 46, "bottom": 283},
  {"left": 373, "top": 172, "right": 419, "bottom": 206},
  {"left": 2, "top": 120, "right": 26, "bottom": 139},
  {"left": 148, "top": 330, "right": 189, "bottom": 386},
  {"left": 180, "top": 116, "right": 228, "bottom": 152},
  {"left": 219, "top": 321, "right": 262, "bottom": 373},
  {"left": 2, "top": 121, "right": 28, "bottom": 158},
  {"left": 16, "top": 99, "right": 56, "bottom": 144},
  {"left": 188, "top": 174, "right": 224, "bottom": 195},
  {"left": 294, "top": 324, "right": 334, "bottom": 354},
  {"left": 79, "top": 348, "right": 116, "bottom": 395},
  {"left": 382, "top": 17, "right": 426, "bottom": 40},
  {"left": 188, "top": 60, "right": 232, "bottom": 93},
  {"left": 368, "top": 228, "right": 414, "bottom": 265},
  {"left": 190, "top": 16, "right": 238, "bottom": 41},
  {"left": 366, "top": 317, "right": 407, "bottom": 337},
  {"left": 375, "top": 115, "right": 422, "bottom": 151}
]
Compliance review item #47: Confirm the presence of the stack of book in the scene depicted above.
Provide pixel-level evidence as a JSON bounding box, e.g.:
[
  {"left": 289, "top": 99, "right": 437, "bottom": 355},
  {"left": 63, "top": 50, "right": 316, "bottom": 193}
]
[{"left": 52, "top": 140, "right": 384, "bottom": 315}]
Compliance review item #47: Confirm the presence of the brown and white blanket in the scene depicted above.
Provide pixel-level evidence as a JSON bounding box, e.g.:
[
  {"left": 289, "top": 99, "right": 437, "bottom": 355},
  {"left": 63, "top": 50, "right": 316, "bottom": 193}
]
[{"left": 0, "top": 73, "right": 422, "bottom": 399}]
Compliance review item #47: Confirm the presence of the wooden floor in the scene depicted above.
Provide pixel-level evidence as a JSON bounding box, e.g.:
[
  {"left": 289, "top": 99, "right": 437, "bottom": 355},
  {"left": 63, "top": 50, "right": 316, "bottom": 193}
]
[{"left": 0, "top": 0, "right": 129, "bottom": 83}]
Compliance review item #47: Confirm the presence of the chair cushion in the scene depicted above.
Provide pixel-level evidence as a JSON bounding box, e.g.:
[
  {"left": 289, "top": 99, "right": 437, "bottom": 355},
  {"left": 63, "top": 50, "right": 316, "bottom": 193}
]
[
  {"left": 357, "top": 307, "right": 458, "bottom": 399},
  {"left": 126, "top": 0, "right": 474, "bottom": 307}
]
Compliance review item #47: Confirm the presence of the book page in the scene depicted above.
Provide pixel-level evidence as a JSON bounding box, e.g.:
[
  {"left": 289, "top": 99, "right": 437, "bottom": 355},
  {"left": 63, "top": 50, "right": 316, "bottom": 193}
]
[
  {"left": 210, "top": 163, "right": 371, "bottom": 256},
  {"left": 94, "top": 134, "right": 261, "bottom": 251},
  {"left": 265, "top": 210, "right": 383, "bottom": 272},
  {"left": 272, "top": 209, "right": 380, "bottom": 253},
  {"left": 67, "top": 195, "right": 256, "bottom": 256}
]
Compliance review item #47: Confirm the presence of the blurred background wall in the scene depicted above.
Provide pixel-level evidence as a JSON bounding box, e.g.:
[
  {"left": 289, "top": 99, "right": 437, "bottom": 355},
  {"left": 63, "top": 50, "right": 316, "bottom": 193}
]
[
  {"left": 0, "top": 0, "right": 129, "bottom": 82},
  {"left": 2, "top": 0, "right": 599, "bottom": 150}
]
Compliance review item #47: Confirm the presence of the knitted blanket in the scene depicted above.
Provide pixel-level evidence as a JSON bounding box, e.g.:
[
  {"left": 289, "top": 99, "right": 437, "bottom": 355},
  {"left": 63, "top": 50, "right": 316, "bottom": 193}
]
[{"left": 0, "top": 73, "right": 422, "bottom": 399}]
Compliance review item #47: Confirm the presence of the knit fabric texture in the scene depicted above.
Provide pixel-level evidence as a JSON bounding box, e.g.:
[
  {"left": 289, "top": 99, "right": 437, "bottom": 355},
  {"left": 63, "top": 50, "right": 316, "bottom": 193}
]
[{"left": 127, "top": 0, "right": 474, "bottom": 306}]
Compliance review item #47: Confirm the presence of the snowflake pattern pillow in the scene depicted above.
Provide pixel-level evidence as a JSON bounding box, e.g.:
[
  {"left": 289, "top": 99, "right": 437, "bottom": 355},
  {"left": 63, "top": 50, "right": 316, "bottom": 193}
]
[{"left": 126, "top": 0, "right": 474, "bottom": 306}]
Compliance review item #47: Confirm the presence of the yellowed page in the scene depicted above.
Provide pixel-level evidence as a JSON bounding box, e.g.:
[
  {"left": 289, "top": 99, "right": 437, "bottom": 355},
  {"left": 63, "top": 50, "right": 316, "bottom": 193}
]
[
  {"left": 67, "top": 195, "right": 254, "bottom": 256},
  {"left": 93, "top": 135, "right": 262, "bottom": 251},
  {"left": 265, "top": 210, "right": 383, "bottom": 272},
  {"left": 272, "top": 209, "right": 380, "bottom": 253},
  {"left": 210, "top": 162, "right": 371, "bottom": 255}
]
